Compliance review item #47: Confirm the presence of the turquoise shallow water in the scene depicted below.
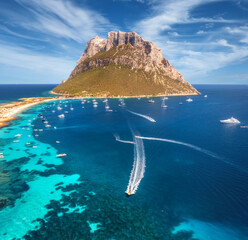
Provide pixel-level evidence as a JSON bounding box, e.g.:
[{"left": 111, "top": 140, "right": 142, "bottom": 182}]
[{"left": 0, "top": 85, "right": 248, "bottom": 239}]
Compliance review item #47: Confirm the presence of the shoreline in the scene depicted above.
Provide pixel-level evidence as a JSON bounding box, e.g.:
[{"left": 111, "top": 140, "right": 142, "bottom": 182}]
[
  {"left": 0, "top": 97, "right": 63, "bottom": 129},
  {"left": 51, "top": 91, "right": 200, "bottom": 99},
  {"left": 0, "top": 91, "right": 199, "bottom": 129}
]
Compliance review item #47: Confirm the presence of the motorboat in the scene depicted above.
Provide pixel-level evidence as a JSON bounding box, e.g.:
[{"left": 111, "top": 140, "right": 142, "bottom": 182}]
[
  {"left": 179, "top": 102, "right": 183, "bottom": 104},
  {"left": 186, "top": 98, "right": 193, "bottom": 102},
  {"left": 161, "top": 99, "right": 168, "bottom": 108},
  {"left": 13, "top": 140, "right": 19, "bottom": 143},
  {"left": 240, "top": 126, "right": 248, "bottom": 128},
  {"left": 56, "top": 141, "right": 60, "bottom": 144},
  {"left": 26, "top": 142, "right": 31, "bottom": 145},
  {"left": 57, "top": 106, "right": 62, "bottom": 110},
  {"left": 148, "top": 99, "right": 155, "bottom": 103},
  {"left": 56, "top": 153, "right": 67, "bottom": 158},
  {"left": 204, "top": 95, "right": 208, "bottom": 98},
  {"left": 125, "top": 190, "right": 134, "bottom": 196},
  {"left": 58, "top": 114, "right": 65, "bottom": 118},
  {"left": 15, "top": 134, "right": 22, "bottom": 137},
  {"left": 220, "top": 117, "right": 240, "bottom": 124}
]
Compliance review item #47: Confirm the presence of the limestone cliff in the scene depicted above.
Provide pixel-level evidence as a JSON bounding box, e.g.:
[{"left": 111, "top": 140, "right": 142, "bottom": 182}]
[{"left": 53, "top": 31, "right": 199, "bottom": 97}]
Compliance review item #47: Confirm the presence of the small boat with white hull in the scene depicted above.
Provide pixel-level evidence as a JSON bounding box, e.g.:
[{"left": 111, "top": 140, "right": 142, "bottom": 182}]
[
  {"left": 56, "top": 153, "right": 67, "bottom": 158},
  {"left": 220, "top": 117, "right": 240, "bottom": 124}
]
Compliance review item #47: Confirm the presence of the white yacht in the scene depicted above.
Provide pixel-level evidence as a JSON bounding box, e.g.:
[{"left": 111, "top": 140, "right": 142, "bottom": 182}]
[
  {"left": 220, "top": 117, "right": 240, "bottom": 124},
  {"left": 204, "top": 95, "right": 208, "bottom": 98},
  {"left": 186, "top": 98, "right": 193, "bottom": 102},
  {"left": 56, "top": 153, "right": 67, "bottom": 157},
  {"left": 56, "top": 141, "right": 60, "bottom": 144},
  {"left": 58, "top": 114, "right": 65, "bottom": 118},
  {"left": 15, "top": 134, "right": 22, "bottom": 137}
]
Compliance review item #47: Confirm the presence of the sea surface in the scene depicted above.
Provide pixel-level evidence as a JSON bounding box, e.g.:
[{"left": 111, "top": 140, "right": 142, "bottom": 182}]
[
  {"left": 0, "top": 84, "right": 57, "bottom": 104},
  {"left": 0, "top": 84, "right": 248, "bottom": 240}
]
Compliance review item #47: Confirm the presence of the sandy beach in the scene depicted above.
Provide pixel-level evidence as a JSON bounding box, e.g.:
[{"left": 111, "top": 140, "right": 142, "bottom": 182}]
[{"left": 0, "top": 97, "right": 61, "bottom": 128}]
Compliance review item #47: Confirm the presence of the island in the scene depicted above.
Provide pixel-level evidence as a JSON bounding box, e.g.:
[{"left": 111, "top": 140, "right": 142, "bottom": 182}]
[
  {"left": 0, "top": 31, "right": 200, "bottom": 128},
  {"left": 53, "top": 31, "right": 199, "bottom": 97}
]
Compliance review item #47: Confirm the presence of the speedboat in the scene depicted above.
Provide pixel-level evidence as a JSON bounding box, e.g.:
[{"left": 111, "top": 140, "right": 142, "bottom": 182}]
[
  {"left": 220, "top": 117, "right": 240, "bottom": 124},
  {"left": 204, "top": 95, "right": 208, "bottom": 98},
  {"left": 56, "top": 141, "right": 60, "bottom": 144},
  {"left": 161, "top": 98, "right": 168, "bottom": 108},
  {"left": 186, "top": 98, "right": 193, "bottom": 102},
  {"left": 56, "top": 153, "right": 67, "bottom": 158},
  {"left": 58, "top": 114, "right": 65, "bottom": 118},
  {"left": 148, "top": 99, "right": 155, "bottom": 103},
  {"left": 15, "top": 134, "right": 22, "bottom": 137},
  {"left": 125, "top": 190, "right": 134, "bottom": 196}
]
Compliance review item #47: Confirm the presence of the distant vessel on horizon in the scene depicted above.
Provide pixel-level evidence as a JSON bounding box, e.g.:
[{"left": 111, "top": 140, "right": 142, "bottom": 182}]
[{"left": 220, "top": 117, "right": 240, "bottom": 124}]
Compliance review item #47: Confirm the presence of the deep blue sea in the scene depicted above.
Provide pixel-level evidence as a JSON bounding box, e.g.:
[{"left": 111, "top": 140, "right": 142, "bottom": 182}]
[
  {"left": 0, "top": 84, "right": 248, "bottom": 240},
  {"left": 0, "top": 84, "right": 57, "bottom": 104}
]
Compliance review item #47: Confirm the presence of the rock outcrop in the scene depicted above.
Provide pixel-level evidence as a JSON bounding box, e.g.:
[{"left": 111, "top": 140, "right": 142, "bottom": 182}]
[{"left": 53, "top": 31, "right": 199, "bottom": 97}]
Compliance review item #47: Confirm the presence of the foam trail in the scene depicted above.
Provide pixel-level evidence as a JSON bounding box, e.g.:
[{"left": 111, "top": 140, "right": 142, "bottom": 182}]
[
  {"left": 136, "top": 136, "right": 220, "bottom": 159},
  {"left": 137, "top": 136, "right": 248, "bottom": 174},
  {"left": 126, "top": 134, "right": 146, "bottom": 195},
  {"left": 114, "top": 134, "right": 135, "bottom": 144},
  {"left": 126, "top": 109, "right": 156, "bottom": 122}
]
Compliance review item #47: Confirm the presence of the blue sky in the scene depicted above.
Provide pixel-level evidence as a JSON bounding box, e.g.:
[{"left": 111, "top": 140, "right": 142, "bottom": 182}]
[{"left": 0, "top": 0, "right": 247, "bottom": 84}]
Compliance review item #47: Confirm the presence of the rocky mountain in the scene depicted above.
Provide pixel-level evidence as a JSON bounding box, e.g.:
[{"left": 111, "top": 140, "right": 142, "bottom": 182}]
[{"left": 53, "top": 31, "right": 199, "bottom": 97}]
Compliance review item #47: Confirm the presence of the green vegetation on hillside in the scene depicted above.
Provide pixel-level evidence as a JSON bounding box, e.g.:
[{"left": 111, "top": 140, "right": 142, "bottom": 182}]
[{"left": 53, "top": 64, "right": 196, "bottom": 97}]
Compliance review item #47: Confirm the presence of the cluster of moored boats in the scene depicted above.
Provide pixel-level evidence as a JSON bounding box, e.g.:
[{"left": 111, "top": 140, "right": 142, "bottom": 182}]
[{"left": 1, "top": 94, "right": 246, "bottom": 164}]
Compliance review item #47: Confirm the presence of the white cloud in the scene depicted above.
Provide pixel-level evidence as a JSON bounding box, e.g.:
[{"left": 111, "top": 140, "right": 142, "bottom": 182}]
[
  {"left": 225, "top": 26, "right": 248, "bottom": 44},
  {"left": 0, "top": 43, "right": 75, "bottom": 77},
  {"left": 12, "top": 0, "right": 116, "bottom": 42},
  {"left": 133, "top": 0, "right": 234, "bottom": 40}
]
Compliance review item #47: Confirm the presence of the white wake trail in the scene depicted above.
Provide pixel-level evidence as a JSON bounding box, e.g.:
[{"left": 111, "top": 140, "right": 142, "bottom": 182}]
[
  {"left": 136, "top": 136, "right": 221, "bottom": 159},
  {"left": 136, "top": 136, "right": 248, "bottom": 175},
  {"left": 126, "top": 109, "right": 156, "bottom": 122},
  {"left": 126, "top": 135, "right": 146, "bottom": 195},
  {"left": 114, "top": 134, "right": 135, "bottom": 144}
]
